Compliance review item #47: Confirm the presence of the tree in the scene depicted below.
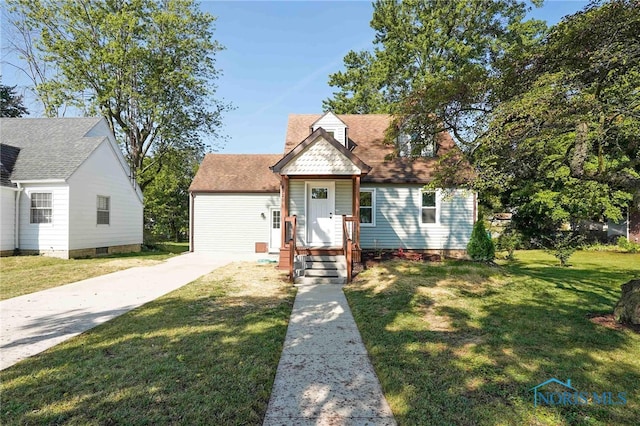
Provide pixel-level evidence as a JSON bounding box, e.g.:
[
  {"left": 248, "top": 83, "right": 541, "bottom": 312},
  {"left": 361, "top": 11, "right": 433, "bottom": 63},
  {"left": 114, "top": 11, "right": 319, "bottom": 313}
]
[
  {"left": 144, "top": 147, "right": 200, "bottom": 242},
  {"left": 7, "top": 0, "right": 230, "bottom": 189},
  {"left": 324, "top": 0, "right": 546, "bottom": 153},
  {"left": 467, "top": 217, "right": 495, "bottom": 261},
  {"left": 0, "top": 84, "right": 28, "bottom": 117},
  {"left": 474, "top": 0, "right": 640, "bottom": 237}
]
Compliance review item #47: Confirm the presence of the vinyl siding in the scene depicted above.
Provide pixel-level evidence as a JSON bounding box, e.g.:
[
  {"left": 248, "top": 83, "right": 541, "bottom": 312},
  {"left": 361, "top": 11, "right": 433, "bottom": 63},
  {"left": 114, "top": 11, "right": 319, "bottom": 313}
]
[
  {"left": 333, "top": 180, "right": 353, "bottom": 244},
  {"left": 312, "top": 112, "right": 347, "bottom": 145},
  {"left": 19, "top": 183, "right": 70, "bottom": 251},
  {"left": 289, "top": 180, "right": 306, "bottom": 246},
  {"left": 192, "top": 193, "right": 279, "bottom": 252},
  {"left": 67, "top": 141, "right": 143, "bottom": 250},
  {"left": 0, "top": 187, "right": 16, "bottom": 251},
  {"left": 360, "top": 185, "right": 475, "bottom": 250}
]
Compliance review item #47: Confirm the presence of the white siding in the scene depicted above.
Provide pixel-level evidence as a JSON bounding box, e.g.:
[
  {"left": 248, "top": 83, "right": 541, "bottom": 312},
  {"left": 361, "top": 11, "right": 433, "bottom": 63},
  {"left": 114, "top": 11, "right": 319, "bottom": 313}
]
[
  {"left": 281, "top": 138, "right": 361, "bottom": 175},
  {"left": 19, "top": 183, "right": 70, "bottom": 252},
  {"left": 312, "top": 112, "right": 348, "bottom": 146},
  {"left": 192, "top": 193, "right": 279, "bottom": 252},
  {"left": 0, "top": 187, "right": 16, "bottom": 251},
  {"left": 67, "top": 141, "right": 143, "bottom": 250},
  {"left": 360, "top": 185, "right": 475, "bottom": 250},
  {"left": 289, "top": 181, "right": 306, "bottom": 246},
  {"left": 333, "top": 180, "right": 353, "bottom": 244}
]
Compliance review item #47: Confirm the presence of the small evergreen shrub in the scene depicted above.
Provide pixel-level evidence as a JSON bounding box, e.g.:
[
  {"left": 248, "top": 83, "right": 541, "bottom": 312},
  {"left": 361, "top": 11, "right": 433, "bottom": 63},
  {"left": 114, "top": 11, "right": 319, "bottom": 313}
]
[{"left": 467, "top": 219, "right": 495, "bottom": 261}]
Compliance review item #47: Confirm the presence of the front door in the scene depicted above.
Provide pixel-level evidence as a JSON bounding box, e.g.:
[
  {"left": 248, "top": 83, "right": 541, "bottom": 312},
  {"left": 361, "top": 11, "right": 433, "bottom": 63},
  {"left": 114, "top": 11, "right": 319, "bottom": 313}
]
[
  {"left": 269, "top": 208, "right": 281, "bottom": 252},
  {"left": 307, "top": 182, "right": 335, "bottom": 246}
]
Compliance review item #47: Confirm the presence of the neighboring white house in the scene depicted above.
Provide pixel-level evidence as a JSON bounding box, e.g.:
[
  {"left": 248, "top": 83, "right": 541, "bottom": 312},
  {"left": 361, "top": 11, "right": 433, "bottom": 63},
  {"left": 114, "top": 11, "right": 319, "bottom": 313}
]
[
  {"left": 189, "top": 113, "right": 477, "bottom": 279},
  {"left": 0, "top": 117, "right": 143, "bottom": 258}
]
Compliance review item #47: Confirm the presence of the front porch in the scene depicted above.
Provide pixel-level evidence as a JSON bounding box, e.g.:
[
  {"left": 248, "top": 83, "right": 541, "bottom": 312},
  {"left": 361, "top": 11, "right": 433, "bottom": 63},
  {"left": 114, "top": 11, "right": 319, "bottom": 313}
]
[
  {"left": 278, "top": 214, "right": 361, "bottom": 283},
  {"left": 268, "top": 124, "right": 372, "bottom": 283}
]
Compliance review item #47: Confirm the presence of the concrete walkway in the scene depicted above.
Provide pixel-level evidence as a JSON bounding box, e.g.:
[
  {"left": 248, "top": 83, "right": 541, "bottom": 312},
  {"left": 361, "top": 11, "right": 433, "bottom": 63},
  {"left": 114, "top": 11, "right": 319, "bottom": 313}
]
[
  {"left": 264, "top": 284, "right": 396, "bottom": 426},
  {"left": 0, "top": 251, "right": 271, "bottom": 370}
]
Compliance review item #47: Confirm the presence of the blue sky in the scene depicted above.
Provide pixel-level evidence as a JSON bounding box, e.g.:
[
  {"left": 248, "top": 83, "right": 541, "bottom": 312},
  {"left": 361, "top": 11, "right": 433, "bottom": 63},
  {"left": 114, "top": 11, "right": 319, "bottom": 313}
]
[{"left": 2, "top": 0, "right": 590, "bottom": 154}]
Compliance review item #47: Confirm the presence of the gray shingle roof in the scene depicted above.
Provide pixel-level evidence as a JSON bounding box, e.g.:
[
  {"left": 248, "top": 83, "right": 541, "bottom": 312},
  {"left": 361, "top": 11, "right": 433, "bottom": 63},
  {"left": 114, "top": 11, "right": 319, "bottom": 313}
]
[{"left": 0, "top": 117, "right": 106, "bottom": 181}]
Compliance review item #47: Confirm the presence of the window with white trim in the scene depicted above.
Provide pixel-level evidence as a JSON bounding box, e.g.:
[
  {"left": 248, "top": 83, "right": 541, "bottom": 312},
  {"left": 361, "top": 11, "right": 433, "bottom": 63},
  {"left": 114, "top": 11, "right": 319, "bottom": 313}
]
[
  {"left": 421, "top": 190, "right": 437, "bottom": 224},
  {"left": 359, "top": 189, "right": 376, "bottom": 226},
  {"left": 30, "top": 193, "right": 52, "bottom": 224},
  {"left": 97, "top": 195, "right": 110, "bottom": 225}
]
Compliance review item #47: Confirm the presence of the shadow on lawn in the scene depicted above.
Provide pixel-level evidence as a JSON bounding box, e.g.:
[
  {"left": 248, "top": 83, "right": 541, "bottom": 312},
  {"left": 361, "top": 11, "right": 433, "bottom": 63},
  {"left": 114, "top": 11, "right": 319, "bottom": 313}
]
[
  {"left": 346, "top": 260, "right": 640, "bottom": 425},
  {"left": 0, "top": 290, "right": 294, "bottom": 425}
]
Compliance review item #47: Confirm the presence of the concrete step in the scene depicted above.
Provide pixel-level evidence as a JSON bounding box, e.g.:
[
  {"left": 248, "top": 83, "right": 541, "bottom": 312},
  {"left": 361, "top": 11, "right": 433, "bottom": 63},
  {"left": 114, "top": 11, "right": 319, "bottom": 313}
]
[
  {"left": 304, "top": 269, "right": 347, "bottom": 278},
  {"left": 305, "top": 261, "right": 347, "bottom": 270},
  {"left": 294, "top": 276, "right": 346, "bottom": 286},
  {"left": 306, "top": 255, "right": 342, "bottom": 262}
]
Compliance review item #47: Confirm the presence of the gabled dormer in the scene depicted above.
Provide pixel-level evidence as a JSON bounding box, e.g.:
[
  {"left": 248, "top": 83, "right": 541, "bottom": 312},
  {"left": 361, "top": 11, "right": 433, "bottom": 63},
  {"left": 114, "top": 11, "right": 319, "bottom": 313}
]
[{"left": 310, "top": 111, "right": 348, "bottom": 147}]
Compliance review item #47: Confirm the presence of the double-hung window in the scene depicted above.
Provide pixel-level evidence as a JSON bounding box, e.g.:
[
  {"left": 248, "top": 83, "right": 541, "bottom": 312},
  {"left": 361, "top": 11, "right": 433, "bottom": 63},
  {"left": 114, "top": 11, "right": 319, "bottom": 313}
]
[
  {"left": 97, "top": 196, "right": 110, "bottom": 225},
  {"left": 30, "top": 193, "right": 52, "bottom": 224},
  {"left": 421, "top": 190, "right": 438, "bottom": 224},
  {"left": 359, "top": 189, "right": 376, "bottom": 226}
]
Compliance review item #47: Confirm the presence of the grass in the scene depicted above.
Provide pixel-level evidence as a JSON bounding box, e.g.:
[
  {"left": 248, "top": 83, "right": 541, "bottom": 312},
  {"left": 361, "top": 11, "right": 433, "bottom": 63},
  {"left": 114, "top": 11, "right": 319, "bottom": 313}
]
[
  {"left": 0, "top": 262, "right": 295, "bottom": 425},
  {"left": 0, "top": 242, "right": 189, "bottom": 300},
  {"left": 346, "top": 250, "right": 640, "bottom": 425}
]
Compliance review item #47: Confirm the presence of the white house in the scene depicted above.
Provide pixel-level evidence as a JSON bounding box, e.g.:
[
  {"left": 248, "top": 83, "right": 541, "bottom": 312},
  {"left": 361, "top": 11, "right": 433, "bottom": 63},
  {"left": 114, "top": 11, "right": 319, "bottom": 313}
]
[
  {"left": 189, "top": 112, "right": 477, "bottom": 283},
  {"left": 0, "top": 117, "right": 143, "bottom": 258}
]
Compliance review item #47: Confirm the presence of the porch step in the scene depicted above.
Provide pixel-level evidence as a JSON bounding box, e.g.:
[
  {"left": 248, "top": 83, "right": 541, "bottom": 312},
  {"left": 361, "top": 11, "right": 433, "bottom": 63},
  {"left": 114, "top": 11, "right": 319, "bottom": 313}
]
[
  {"left": 294, "top": 277, "right": 346, "bottom": 286},
  {"left": 294, "top": 255, "right": 347, "bottom": 285}
]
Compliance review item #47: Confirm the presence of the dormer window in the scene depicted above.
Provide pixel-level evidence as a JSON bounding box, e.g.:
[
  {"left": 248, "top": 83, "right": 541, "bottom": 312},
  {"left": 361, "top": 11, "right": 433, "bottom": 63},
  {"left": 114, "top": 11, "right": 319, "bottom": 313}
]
[
  {"left": 311, "top": 112, "right": 348, "bottom": 147},
  {"left": 397, "top": 132, "right": 435, "bottom": 158}
]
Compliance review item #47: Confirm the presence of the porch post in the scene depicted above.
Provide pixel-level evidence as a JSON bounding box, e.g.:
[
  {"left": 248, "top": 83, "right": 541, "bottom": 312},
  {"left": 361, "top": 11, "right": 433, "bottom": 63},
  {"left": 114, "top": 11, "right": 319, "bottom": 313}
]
[
  {"left": 353, "top": 175, "right": 361, "bottom": 244},
  {"left": 280, "top": 175, "right": 289, "bottom": 248}
]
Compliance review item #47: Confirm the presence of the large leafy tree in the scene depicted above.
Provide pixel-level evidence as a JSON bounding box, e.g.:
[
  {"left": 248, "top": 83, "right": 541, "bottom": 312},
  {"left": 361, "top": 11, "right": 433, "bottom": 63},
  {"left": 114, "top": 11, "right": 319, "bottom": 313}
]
[
  {"left": 0, "top": 83, "right": 28, "bottom": 117},
  {"left": 7, "top": 0, "right": 229, "bottom": 189},
  {"left": 143, "top": 147, "right": 200, "bottom": 242},
  {"left": 475, "top": 0, "right": 640, "bottom": 236},
  {"left": 324, "top": 0, "right": 546, "bottom": 151}
]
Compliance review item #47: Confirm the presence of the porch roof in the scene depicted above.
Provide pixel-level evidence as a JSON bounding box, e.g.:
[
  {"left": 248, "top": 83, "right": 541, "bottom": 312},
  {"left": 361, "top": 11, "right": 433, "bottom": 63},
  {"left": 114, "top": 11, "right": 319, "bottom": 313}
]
[{"left": 270, "top": 127, "right": 371, "bottom": 175}]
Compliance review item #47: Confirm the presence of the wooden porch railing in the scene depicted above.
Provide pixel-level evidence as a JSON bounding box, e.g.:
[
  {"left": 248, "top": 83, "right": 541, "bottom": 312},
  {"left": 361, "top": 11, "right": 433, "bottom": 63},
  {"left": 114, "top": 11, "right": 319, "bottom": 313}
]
[
  {"left": 284, "top": 215, "right": 297, "bottom": 282},
  {"left": 342, "top": 215, "right": 360, "bottom": 283}
]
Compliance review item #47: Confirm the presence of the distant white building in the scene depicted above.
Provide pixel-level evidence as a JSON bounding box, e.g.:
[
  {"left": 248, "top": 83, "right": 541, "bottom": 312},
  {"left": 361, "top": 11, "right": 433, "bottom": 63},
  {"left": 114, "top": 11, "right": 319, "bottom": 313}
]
[{"left": 0, "top": 117, "right": 143, "bottom": 258}]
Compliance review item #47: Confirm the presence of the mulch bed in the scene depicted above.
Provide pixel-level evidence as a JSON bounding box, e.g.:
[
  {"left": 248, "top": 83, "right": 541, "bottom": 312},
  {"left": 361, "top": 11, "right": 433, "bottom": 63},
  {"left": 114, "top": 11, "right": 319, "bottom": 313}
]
[{"left": 586, "top": 313, "right": 640, "bottom": 334}]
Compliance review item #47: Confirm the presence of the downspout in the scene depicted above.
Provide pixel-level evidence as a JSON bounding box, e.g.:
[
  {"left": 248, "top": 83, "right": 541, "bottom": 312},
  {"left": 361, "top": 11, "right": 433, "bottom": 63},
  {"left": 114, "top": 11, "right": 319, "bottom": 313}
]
[{"left": 14, "top": 183, "right": 23, "bottom": 251}]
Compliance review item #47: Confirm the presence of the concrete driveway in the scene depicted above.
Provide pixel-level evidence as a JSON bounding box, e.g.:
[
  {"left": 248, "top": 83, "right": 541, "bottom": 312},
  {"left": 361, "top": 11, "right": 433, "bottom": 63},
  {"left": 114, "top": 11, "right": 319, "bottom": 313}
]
[{"left": 0, "top": 251, "right": 273, "bottom": 370}]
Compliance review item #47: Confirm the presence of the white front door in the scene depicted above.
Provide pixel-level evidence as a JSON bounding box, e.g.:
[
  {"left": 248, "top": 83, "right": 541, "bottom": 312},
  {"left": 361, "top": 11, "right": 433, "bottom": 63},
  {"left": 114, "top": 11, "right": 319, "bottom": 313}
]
[
  {"left": 269, "top": 208, "right": 281, "bottom": 252},
  {"left": 307, "top": 182, "right": 335, "bottom": 246}
]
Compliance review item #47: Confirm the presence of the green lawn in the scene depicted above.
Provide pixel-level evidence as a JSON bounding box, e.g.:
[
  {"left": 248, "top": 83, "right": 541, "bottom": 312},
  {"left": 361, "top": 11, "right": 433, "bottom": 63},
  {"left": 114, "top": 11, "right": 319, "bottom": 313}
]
[
  {"left": 346, "top": 250, "right": 640, "bottom": 425},
  {"left": 0, "top": 262, "right": 295, "bottom": 425},
  {"left": 0, "top": 242, "right": 189, "bottom": 300}
]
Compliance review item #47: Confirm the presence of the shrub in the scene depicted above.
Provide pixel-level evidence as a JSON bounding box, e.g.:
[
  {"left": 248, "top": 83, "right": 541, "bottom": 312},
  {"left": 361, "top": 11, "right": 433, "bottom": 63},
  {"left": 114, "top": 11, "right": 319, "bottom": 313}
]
[
  {"left": 496, "top": 230, "right": 522, "bottom": 260},
  {"left": 618, "top": 236, "right": 640, "bottom": 253},
  {"left": 467, "top": 219, "right": 495, "bottom": 261},
  {"left": 544, "top": 232, "right": 583, "bottom": 267}
]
